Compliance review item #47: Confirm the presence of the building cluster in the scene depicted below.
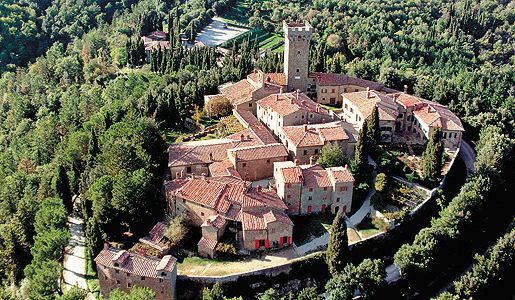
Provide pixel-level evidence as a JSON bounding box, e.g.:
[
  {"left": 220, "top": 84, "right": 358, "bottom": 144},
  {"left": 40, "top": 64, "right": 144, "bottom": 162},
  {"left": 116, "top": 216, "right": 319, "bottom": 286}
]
[{"left": 96, "top": 20, "right": 464, "bottom": 299}]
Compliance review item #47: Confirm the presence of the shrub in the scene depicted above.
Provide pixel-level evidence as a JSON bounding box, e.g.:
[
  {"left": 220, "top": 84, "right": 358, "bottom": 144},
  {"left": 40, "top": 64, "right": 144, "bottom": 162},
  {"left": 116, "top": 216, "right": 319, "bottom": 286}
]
[
  {"left": 164, "top": 216, "right": 189, "bottom": 248},
  {"left": 215, "top": 243, "right": 238, "bottom": 259},
  {"left": 206, "top": 96, "right": 232, "bottom": 118},
  {"left": 371, "top": 193, "right": 385, "bottom": 211},
  {"left": 375, "top": 173, "right": 388, "bottom": 193}
]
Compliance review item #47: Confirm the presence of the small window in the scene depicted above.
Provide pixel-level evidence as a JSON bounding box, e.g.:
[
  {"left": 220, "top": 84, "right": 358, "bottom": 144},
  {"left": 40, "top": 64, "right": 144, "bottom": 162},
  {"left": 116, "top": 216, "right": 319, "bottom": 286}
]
[
  {"left": 141, "top": 276, "right": 145, "bottom": 280},
  {"left": 314, "top": 149, "right": 319, "bottom": 154},
  {"left": 201, "top": 212, "right": 204, "bottom": 216},
  {"left": 186, "top": 166, "right": 192, "bottom": 173},
  {"left": 259, "top": 239, "right": 266, "bottom": 247},
  {"left": 116, "top": 280, "right": 120, "bottom": 284},
  {"left": 242, "top": 163, "right": 247, "bottom": 167},
  {"left": 303, "top": 150, "right": 308, "bottom": 155},
  {"left": 324, "top": 187, "right": 327, "bottom": 191},
  {"left": 161, "top": 272, "right": 167, "bottom": 276},
  {"left": 287, "top": 183, "right": 292, "bottom": 188},
  {"left": 127, "top": 283, "right": 132, "bottom": 288},
  {"left": 249, "top": 103, "right": 252, "bottom": 107},
  {"left": 104, "top": 275, "right": 107, "bottom": 280},
  {"left": 183, "top": 199, "right": 186, "bottom": 203},
  {"left": 350, "top": 108, "right": 353, "bottom": 113},
  {"left": 267, "top": 159, "right": 271, "bottom": 164},
  {"left": 126, "top": 273, "right": 130, "bottom": 277},
  {"left": 309, "top": 188, "right": 313, "bottom": 192},
  {"left": 159, "top": 279, "right": 164, "bottom": 283},
  {"left": 297, "top": 50, "right": 301, "bottom": 54},
  {"left": 296, "top": 68, "right": 300, "bottom": 72},
  {"left": 345, "top": 103, "right": 348, "bottom": 109},
  {"left": 115, "top": 270, "right": 119, "bottom": 274},
  {"left": 332, "top": 89, "right": 335, "bottom": 93},
  {"left": 301, "top": 115, "right": 305, "bottom": 119},
  {"left": 336, "top": 197, "right": 340, "bottom": 202},
  {"left": 287, "top": 194, "right": 291, "bottom": 199},
  {"left": 308, "top": 196, "right": 312, "bottom": 201},
  {"left": 443, "top": 132, "right": 447, "bottom": 138},
  {"left": 310, "top": 114, "right": 313, "bottom": 118}
]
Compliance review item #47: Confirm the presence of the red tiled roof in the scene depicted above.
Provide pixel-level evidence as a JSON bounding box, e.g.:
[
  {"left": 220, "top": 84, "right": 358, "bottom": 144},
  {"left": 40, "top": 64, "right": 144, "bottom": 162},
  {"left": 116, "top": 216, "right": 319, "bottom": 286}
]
[
  {"left": 392, "top": 93, "right": 424, "bottom": 108},
  {"left": 280, "top": 122, "right": 350, "bottom": 148},
  {"left": 310, "top": 72, "right": 398, "bottom": 93},
  {"left": 342, "top": 90, "right": 398, "bottom": 121},
  {"left": 226, "top": 129, "right": 265, "bottom": 148},
  {"left": 413, "top": 101, "right": 464, "bottom": 131},
  {"left": 228, "top": 143, "right": 287, "bottom": 161},
  {"left": 202, "top": 214, "right": 227, "bottom": 229},
  {"left": 257, "top": 92, "right": 330, "bottom": 117},
  {"left": 209, "top": 158, "right": 241, "bottom": 178},
  {"left": 95, "top": 248, "right": 176, "bottom": 278},
  {"left": 168, "top": 140, "right": 233, "bottom": 167},
  {"left": 281, "top": 167, "right": 304, "bottom": 183},
  {"left": 301, "top": 165, "right": 333, "bottom": 188},
  {"left": 220, "top": 79, "right": 255, "bottom": 106},
  {"left": 264, "top": 73, "right": 287, "bottom": 86},
  {"left": 138, "top": 222, "right": 169, "bottom": 252},
  {"left": 143, "top": 41, "right": 170, "bottom": 51},
  {"left": 198, "top": 237, "right": 218, "bottom": 250},
  {"left": 327, "top": 166, "right": 355, "bottom": 183},
  {"left": 175, "top": 178, "right": 227, "bottom": 208},
  {"left": 242, "top": 209, "right": 292, "bottom": 231}
]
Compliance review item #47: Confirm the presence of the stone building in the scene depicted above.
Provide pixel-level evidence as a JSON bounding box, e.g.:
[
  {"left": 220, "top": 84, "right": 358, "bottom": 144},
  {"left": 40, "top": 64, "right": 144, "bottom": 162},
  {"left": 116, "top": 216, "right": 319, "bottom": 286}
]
[
  {"left": 227, "top": 143, "right": 288, "bottom": 181},
  {"left": 341, "top": 89, "right": 399, "bottom": 143},
  {"left": 138, "top": 222, "right": 170, "bottom": 256},
  {"left": 95, "top": 247, "right": 177, "bottom": 300},
  {"left": 390, "top": 92, "right": 464, "bottom": 149},
  {"left": 278, "top": 121, "right": 356, "bottom": 164},
  {"left": 256, "top": 91, "right": 332, "bottom": 136},
  {"left": 165, "top": 176, "right": 293, "bottom": 254},
  {"left": 283, "top": 21, "right": 312, "bottom": 92},
  {"left": 274, "top": 161, "right": 355, "bottom": 215}
]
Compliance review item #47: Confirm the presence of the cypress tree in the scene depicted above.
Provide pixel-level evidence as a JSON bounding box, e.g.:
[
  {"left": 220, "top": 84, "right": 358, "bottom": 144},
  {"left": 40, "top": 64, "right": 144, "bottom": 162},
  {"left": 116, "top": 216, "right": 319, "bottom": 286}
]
[
  {"left": 422, "top": 127, "right": 443, "bottom": 180},
  {"left": 52, "top": 164, "right": 73, "bottom": 213},
  {"left": 354, "top": 119, "right": 369, "bottom": 182},
  {"left": 367, "top": 106, "right": 380, "bottom": 144},
  {"left": 326, "top": 212, "right": 348, "bottom": 275}
]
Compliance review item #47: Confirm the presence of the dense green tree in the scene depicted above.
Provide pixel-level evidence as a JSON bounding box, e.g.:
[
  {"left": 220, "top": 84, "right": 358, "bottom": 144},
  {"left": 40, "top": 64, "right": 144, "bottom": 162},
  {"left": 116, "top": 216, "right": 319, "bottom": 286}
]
[
  {"left": 52, "top": 164, "right": 73, "bottom": 212},
  {"left": 422, "top": 128, "right": 443, "bottom": 181},
  {"left": 366, "top": 106, "right": 380, "bottom": 145},
  {"left": 297, "top": 288, "right": 321, "bottom": 300},
  {"left": 354, "top": 120, "right": 369, "bottom": 183},
  {"left": 326, "top": 212, "right": 348, "bottom": 274},
  {"left": 258, "top": 288, "right": 282, "bottom": 300},
  {"left": 374, "top": 173, "right": 388, "bottom": 193},
  {"left": 107, "top": 286, "right": 156, "bottom": 300},
  {"left": 318, "top": 144, "right": 348, "bottom": 168},
  {"left": 203, "top": 283, "right": 225, "bottom": 300}
]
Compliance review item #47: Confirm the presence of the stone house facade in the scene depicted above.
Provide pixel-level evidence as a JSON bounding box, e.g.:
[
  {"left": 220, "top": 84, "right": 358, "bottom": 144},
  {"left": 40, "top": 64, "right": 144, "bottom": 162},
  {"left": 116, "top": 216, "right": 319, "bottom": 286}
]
[
  {"left": 256, "top": 91, "right": 332, "bottom": 137},
  {"left": 274, "top": 161, "right": 354, "bottom": 215},
  {"left": 283, "top": 21, "right": 312, "bottom": 92},
  {"left": 227, "top": 143, "right": 288, "bottom": 181},
  {"left": 278, "top": 122, "right": 356, "bottom": 164},
  {"left": 95, "top": 247, "right": 177, "bottom": 300}
]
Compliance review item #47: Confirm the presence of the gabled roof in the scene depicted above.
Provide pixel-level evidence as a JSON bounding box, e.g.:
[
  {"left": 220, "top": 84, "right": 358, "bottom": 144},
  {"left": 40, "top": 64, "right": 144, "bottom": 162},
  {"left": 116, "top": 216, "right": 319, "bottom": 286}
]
[
  {"left": 241, "top": 209, "right": 293, "bottom": 231},
  {"left": 310, "top": 72, "right": 399, "bottom": 93},
  {"left": 342, "top": 90, "right": 398, "bottom": 121},
  {"left": 413, "top": 101, "right": 464, "bottom": 131},
  {"left": 95, "top": 247, "right": 176, "bottom": 278},
  {"left": 201, "top": 214, "right": 227, "bottom": 230},
  {"left": 300, "top": 165, "right": 333, "bottom": 188},
  {"left": 219, "top": 79, "right": 255, "bottom": 106},
  {"left": 198, "top": 237, "right": 218, "bottom": 250},
  {"left": 275, "top": 163, "right": 354, "bottom": 188},
  {"left": 138, "top": 222, "right": 170, "bottom": 252},
  {"left": 168, "top": 140, "right": 233, "bottom": 167},
  {"left": 280, "top": 122, "right": 351, "bottom": 148},
  {"left": 327, "top": 166, "right": 355, "bottom": 183},
  {"left": 209, "top": 158, "right": 241, "bottom": 179},
  {"left": 228, "top": 143, "right": 288, "bottom": 161},
  {"left": 257, "top": 92, "right": 330, "bottom": 118}
]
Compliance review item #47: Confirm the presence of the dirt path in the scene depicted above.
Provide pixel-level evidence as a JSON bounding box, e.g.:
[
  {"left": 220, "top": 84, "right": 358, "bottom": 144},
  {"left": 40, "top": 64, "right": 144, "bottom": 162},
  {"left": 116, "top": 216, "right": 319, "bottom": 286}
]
[{"left": 62, "top": 215, "right": 88, "bottom": 290}]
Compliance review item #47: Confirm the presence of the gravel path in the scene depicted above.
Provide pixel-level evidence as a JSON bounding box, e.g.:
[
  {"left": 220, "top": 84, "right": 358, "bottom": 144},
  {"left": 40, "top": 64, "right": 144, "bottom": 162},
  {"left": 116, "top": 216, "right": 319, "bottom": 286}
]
[{"left": 62, "top": 215, "right": 88, "bottom": 291}]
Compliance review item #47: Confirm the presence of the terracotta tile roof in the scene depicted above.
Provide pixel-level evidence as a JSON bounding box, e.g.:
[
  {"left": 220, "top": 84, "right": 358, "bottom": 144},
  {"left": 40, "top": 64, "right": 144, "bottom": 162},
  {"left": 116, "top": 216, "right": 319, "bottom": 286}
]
[
  {"left": 209, "top": 158, "right": 241, "bottom": 178},
  {"left": 172, "top": 177, "right": 287, "bottom": 212},
  {"left": 220, "top": 79, "right": 255, "bottom": 106},
  {"left": 143, "top": 41, "right": 170, "bottom": 51},
  {"left": 249, "top": 125, "right": 278, "bottom": 145},
  {"left": 310, "top": 72, "right": 398, "bottom": 93},
  {"left": 257, "top": 92, "right": 331, "bottom": 117},
  {"left": 300, "top": 165, "right": 333, "bottom": 188},
  {"left": 226, "top": 129, "right": 264, "bottom": 148},
  {"left": 280, "top": 122, "right": 350, "bottom": 147},
  {"left": 264, "top": 73, "right": 287, "bottom": 86},
  {"left": 392, "top": 93, "right": 424, "bottom": 109},
  {"left": 280, "top": 166, "right": 304, "bottom": 183},
  {"left": 198, "top": 237, "right": 218, "bottom": 250},
  {"left": 164, "top": 178, "right": 189, "bottom": 196},
  {"left": 95, "top": 248, "right": 176, "bottom": 278},
  {"left": 242, "top": 209, "right": 292, "bottom": 231},
  {"left": 168, "top": 140, "right": 233, "bottom": 167},
  {"left": 201, "top": 214, "right": 227, "bottom": 229},
  {"left": 413, "top": 101, "right": 464, "bottom": 131},
  {"left": 139, "top": 222, "right": 169, "bottom": 252},
  {"left": 232, "top": 110, "right": 278, "bottom": 145},
  {"left": 233, "top": 109, "right": 262, "bottom": 127},
  {"left": 327, "top": 166, "right": 355, "bottom": 183},
  {"left": 342, "top": 90, "right": 398, "bottom": 121},
  {"left": 228, "top": 143, "right": 287, "bottom": 161}
]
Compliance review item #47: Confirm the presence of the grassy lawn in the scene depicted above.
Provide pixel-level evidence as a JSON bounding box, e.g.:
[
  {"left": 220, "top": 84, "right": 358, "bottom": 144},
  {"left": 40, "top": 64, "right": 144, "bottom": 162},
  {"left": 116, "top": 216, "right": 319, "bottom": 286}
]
[
  {"left": 347, "top": 228, "right": 361, "bottom": 243},
  {"left": 259, "top": 34, "right": 283, "bottom": 50},
  {"left": 166, "top": 126, "right": 194, "bottom": 143},
  {"left": 320, "top": 104, "right": 342, "bottom": 111},
  {"left": 291, "top": 212, "right": 335, "bottom": 246},
  {"left": 355, "top": 217, "right": 385, "bottom": 238}
]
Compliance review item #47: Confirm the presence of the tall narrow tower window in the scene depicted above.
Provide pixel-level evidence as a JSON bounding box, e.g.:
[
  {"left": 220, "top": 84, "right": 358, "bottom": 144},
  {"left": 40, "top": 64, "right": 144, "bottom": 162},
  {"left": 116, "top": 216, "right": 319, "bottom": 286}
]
[
  {"left": 297, "top": 50, "right": 301, "bottom": 54},
  {"left": 296, "top": 69, "right": 300, "bottom": 72}
]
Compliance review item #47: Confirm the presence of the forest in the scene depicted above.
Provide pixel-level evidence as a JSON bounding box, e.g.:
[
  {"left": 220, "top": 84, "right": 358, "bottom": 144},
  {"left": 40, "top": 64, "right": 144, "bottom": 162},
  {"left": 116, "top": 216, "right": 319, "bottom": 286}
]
[{"left": 0, "top": 0, "right": 514, "bottom": 299}]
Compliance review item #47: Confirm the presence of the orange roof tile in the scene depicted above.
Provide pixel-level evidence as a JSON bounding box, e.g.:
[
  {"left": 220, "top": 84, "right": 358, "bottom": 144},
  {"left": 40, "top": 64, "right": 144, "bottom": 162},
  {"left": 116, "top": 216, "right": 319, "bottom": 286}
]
[
  {"left": 257, "top": 92, "right": 331, "bottom": 117},
  {"left": 95, "top": 248, "right": 176, "bottom": 278},
  {"left": 168, "top": 140, "right": 233, "bottom": 167},
  {"left": 242, "top": 209, "right": 292, "bottom": 231},
  {"left": 208, "top": 158, "right": 241, "bottom": 178},
  {"left": 413, "top": 101, "right": 464, "bottom": 131},
  {"left": 342, "top": 90, "right": 398, "bottom": 121},
  {"left": 280, "top": 122, "right": 350, "bottom": 148},
  {"left": 327, "top": 166, "right": 355, "bottom": 183},
  {"left": 281, "top": 166, "right": 304, "bottom": 183},
  {"left": 310, "top": 72, "right": 398, "bottom": 93},
  {"left": 300, "top": 165, "right": 333, "bottom": 188},
  {"left": 219, "top": 79, "right": 255, "bottom": 106},
  {"left": 202, "top": 214, "right": 227, "bottom": 229},
  {"left": 228, "top": 143, "right": 287, "bottom": 161},
  {"left": 198, "top": 237, "right": 218, "bottom": 250}
]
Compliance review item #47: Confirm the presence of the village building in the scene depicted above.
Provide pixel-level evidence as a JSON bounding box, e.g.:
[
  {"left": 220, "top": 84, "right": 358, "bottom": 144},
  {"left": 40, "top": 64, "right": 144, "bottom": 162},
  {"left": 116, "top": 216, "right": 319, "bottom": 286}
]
[
  {"left": 278, "top": 121, "right": 356, "bottom": 164},
  {"left": 390, "top": 92, "right": 464, "bottom": 149},
  {"left": 274, "top": 160, "right": 354, "bottom": 215},
  {"left": 141, "top": 31, "right": 170, "bottom": 62},
  {"left": 256, "top": 91, "right": 332, "bottom": 136},
  {"left": 138, "top": 222, "right": 170, "bottom": 256},
  {"left": 165, "top": 176, "right": 293, "bottom": 255},
  {"left": 227, "top": 143, "right": 288, "bottom": 181},
  {"left": 341, "top": 88, "right": 399, "bottom": 143},
  {"left": 95, "top": 247, "right": 177, "bottom": 300}
]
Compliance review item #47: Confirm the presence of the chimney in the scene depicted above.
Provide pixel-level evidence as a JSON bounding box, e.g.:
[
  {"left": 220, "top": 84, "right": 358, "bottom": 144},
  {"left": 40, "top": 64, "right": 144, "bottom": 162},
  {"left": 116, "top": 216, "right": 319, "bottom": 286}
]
[
  {"left": 309, "top": 156, "right": 316, "bottom": 165},
  {"left": 257, "top": 185, "right": 262, "bottom": 191},
  {"left": 393, "top": 94, "right": 398, "bottom": 103},
  {"left": 316, "top": 104, "right": 320, "bottom": 113},
  {"left": 240, "top": 134, "right": 245, "bottom": 141},
  {"left": 404, "top": 84, "right": 408, "bottom": 93},
  {"left": 290, "top": 95, "right": 294, "bottom": 104},
  {"left": 427, "top": 106, "right": 431, "bottom": 113},
  {"left": 103, "top": 242, "right": 110, "bottom": 250},
  {"left": 344, "top": 164, "right": 348, "bottom": 170},
  {"left": 247, "top": 134, "right": 251, "bottom": 140},
  {"left": 275, "top": 94, "right": 279, "bottom": 101},
  {"left": 201, "top": 173, "right": 207, "bottom": 180},
  {"left": 304, "top": 124, "right": 308, "bottom": 132},
  {"left": 294, "top": 158, "right": 299, "bottom": 165},
  {"left": 366, "top": 87, "right": 371, "bottom": 98},
  {"left": 191, "top": 173, "right": 195, "bottom": 179},
  {"left": 180, "top": 170, "right": 184, "bottom": 178}
]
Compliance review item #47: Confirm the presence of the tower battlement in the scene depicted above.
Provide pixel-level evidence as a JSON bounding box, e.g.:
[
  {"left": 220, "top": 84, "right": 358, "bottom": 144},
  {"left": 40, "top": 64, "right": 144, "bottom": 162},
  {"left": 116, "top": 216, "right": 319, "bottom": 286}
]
[{"left": 282, "top": 21, "right": 313, "bottom": 34}]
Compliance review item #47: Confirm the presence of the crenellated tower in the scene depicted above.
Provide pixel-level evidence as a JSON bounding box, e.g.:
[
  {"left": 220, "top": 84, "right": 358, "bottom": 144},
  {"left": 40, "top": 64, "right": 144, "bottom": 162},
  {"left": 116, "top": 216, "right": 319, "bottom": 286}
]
[{"left": 283, "top": 20, "right": 312, "bottom": 92}]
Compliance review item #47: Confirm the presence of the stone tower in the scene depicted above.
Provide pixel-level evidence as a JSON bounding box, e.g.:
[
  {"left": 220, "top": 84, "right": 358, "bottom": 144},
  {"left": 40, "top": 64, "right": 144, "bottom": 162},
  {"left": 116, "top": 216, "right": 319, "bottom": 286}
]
[{"left": 283, "top": 20, "right": 312, "bottom": 92}]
